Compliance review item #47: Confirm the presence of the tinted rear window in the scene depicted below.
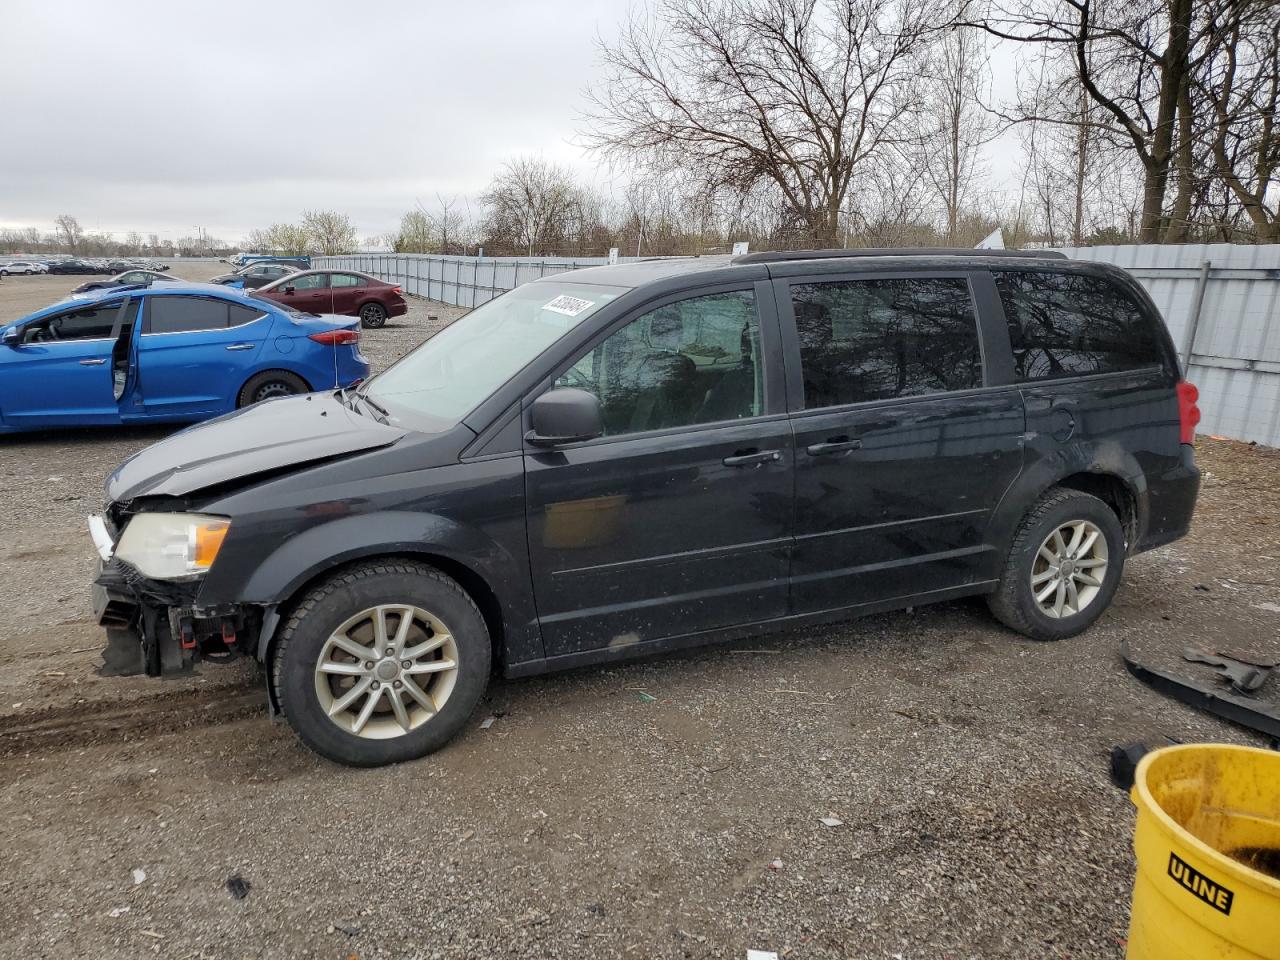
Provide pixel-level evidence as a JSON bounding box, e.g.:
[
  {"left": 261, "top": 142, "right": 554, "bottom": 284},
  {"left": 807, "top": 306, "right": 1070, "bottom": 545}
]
[
  {"left": 148, "top": 296, "right": 229, "bottom": 333},
  {"left": 790, "top": 276, "right": 983, "bottom": 408},
  {"left": 995, "top": 271, "right": 1163, "bottom": 381}
]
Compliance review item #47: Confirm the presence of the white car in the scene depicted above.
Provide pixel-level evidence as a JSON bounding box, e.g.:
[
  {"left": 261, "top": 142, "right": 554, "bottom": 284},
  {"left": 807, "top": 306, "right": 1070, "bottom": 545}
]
[{"left": 0, "top": 261, "right": 48, "bottom": 275}]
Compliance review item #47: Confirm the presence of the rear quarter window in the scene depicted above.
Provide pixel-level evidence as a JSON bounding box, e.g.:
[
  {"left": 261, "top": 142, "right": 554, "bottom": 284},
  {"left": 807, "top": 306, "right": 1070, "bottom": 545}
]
[{"left": 995, "top": 270, "right": 1164, "bottom": 381}]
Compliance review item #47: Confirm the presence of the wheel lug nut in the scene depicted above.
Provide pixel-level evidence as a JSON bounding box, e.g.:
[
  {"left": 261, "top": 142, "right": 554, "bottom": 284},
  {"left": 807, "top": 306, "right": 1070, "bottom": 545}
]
[
  {"left": 371, "top": 681, "right": 380, "bottom": 690},
  {"left": 365, "top": 661, "right": 374, "bottom": 669},
  {"left": 401, "top": 661, "right": 411, "bottom": 670},
  {"left": 393, "top": 680, "right": 402, "bottom": 689}
]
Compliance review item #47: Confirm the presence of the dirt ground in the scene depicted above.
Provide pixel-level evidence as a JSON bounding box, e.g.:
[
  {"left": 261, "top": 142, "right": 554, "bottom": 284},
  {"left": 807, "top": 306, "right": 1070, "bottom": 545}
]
[{"left": 0, "top": 268, "right": 1277, "bottom": 960}]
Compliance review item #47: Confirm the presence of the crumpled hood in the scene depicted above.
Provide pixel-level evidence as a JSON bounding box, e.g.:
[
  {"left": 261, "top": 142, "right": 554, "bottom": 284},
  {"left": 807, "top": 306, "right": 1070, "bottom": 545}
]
[{"left": 106, "top": 393, "right": 406, "bottom": 501}]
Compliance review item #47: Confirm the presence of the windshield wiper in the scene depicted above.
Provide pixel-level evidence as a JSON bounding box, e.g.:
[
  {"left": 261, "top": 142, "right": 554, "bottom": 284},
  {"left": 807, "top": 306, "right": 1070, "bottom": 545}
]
[{"left": 359, "top": 392, "right": 391, "bottom": 423}]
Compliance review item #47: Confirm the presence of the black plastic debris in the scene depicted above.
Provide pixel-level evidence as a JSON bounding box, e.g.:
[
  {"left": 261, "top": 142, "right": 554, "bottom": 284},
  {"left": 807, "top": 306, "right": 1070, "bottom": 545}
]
[
  {"left": 226, "top": 873, "right": 251, "bottom": 900},
  {"left": 1110, "top": 743, "right": 1150, "bottom": 790}
]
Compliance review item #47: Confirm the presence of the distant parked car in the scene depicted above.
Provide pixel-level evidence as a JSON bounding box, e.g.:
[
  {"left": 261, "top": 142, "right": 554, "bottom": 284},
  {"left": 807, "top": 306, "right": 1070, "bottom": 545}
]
[
  {"left": 0, "top": 261, "right": 48, "bottom": 275},
  {"left": 209, "top": 261, "right": 301, "bottom": 289},
  {"left": 0, "top": 283, "right": 368, "bottom": 432},
  {"left": 257, "top": 269, "right": 408, "bottom": 328},
  {"left": 72, "top": 269, "right": 181, "bottom": 294},
  {"left": 47, "top": 259, "right": 103, "bottom": 275}
]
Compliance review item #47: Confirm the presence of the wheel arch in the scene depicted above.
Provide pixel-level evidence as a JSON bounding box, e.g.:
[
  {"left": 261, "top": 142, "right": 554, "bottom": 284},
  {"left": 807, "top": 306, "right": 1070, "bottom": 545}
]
[
  {"left": 990, "top": 441, "right": 1149, "bottom": 561},
  {"left": 236, "top": 366, "right": 314, "bottom": 407}
]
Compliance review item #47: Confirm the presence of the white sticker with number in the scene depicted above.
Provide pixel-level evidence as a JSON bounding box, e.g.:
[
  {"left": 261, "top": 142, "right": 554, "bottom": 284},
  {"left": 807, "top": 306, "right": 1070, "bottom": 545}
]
[{"left": 542, "top": 295, "right": 594, "bottom": 317}]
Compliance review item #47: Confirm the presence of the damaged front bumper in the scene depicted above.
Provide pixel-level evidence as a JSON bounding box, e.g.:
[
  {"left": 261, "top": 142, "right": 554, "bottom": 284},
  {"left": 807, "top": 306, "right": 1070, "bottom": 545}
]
[{"left": 89, "top": 514, "right": 260, "bottom": 677}]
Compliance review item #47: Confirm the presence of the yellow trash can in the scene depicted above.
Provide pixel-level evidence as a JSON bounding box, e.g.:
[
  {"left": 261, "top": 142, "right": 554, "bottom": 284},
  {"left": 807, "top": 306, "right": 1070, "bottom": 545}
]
[{"left": 1127, "top": 743, "right": 1280, "bottom": 959}]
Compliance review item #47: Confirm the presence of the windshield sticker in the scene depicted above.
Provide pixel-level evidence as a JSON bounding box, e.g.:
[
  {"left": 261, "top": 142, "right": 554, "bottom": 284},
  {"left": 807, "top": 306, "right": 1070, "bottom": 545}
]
[{"left": 542, "top": 295, "right": 595, "bottom": 317}]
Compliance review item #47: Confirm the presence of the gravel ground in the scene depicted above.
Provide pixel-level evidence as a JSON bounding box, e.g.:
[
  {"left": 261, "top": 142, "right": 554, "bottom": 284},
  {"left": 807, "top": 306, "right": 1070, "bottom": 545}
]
[{"left": 0, "top": 269, "right": 1278, "bottom": 960}]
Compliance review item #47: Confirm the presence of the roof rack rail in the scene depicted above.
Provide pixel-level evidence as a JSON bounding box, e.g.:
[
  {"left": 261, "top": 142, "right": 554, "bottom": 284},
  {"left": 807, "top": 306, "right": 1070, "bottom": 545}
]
[{"left": 732, "top": 247, "right": 1067, "bottom": 264}]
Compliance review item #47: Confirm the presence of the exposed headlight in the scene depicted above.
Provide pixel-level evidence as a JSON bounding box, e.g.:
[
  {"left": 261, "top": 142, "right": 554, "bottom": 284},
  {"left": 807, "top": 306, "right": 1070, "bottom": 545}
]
[{"left": 114, "top": 513, "right": 231, "bottom": 580}]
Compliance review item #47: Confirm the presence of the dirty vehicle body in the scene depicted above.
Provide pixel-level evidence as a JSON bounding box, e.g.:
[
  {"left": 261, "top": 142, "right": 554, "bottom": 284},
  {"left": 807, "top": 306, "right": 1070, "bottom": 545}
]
[
  {"left": 0, "top": 283, "right": 368, "bottom": 432},
  {"left": 89, "top": 250, "right": 1201, "bottom": 765}
]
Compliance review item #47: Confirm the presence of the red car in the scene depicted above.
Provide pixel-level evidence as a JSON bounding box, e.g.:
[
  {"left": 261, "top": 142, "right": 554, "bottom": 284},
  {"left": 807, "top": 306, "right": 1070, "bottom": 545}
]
[{"left": 255, "top": 269, "right": 407, "bottom": 328}]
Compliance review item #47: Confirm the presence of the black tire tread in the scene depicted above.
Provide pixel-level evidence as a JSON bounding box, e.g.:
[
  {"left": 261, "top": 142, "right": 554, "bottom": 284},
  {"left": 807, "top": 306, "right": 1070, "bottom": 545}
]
[
  {"left": 986, "top": 486, "right": 1117, "bottom": 641},
  {"left": 271, "top": 560, "right": 488, "bottom": 764},
  {"left": 236, "top": 369, "right": 309, "bottom": 408}
]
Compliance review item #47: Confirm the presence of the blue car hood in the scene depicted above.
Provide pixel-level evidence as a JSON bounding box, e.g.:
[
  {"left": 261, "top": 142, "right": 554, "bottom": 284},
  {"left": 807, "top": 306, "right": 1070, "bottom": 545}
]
[{"left": 106, "top": 392, "right": 405, "bottom": 501}]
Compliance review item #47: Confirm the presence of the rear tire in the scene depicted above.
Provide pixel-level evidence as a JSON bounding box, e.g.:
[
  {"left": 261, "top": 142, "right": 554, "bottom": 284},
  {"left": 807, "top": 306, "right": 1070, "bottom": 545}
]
[
  {"left": 987, "top": 487, "right": 1126, "bottom": 641},
  {"left": 236, "top": 369, "right": 309, "bottom": 408},
  {"left": 359, "top": 302, "right": 387, "bottom": 328},
  {"left": 272, "top": 561, "right": 491, "bottom": 766}
]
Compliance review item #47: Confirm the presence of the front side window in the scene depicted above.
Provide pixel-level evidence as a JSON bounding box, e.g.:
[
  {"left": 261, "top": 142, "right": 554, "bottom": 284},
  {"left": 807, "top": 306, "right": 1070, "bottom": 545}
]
[
  {"left": 23, "top": 300, "right": 125, "bottom": 343},
  {"left": 147, "top": 296, "right": 229, "bottom": 333},
  {"left": 995, "top": 271, "right": 1163, "bottom": 381},
  {"left": 289, "top": 273, "right": 327, "bottom": 290},
  {"left": 556, "top": 290, "right": 763, "bottom": 436},
  {"left": 366, "top": 281, "right": 623, "bottom": 430},
  {"left": 791, "top": 277, "right": 982, "bottom": 409}
]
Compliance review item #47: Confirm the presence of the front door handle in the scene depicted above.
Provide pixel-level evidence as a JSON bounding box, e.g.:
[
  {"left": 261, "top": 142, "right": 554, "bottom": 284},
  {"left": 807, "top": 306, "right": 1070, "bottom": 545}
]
[
  {"left": 79, "top": 358, "right": 107, "bottom": 366},
  {"left": 806, "top": 437, "right": 862, "bottom": 456},
  {"left": 722, "top": 449, "right": 782, "bottom": 468},
  {"left": 225, "top": 343, "right": 255, "bottom": 351}
]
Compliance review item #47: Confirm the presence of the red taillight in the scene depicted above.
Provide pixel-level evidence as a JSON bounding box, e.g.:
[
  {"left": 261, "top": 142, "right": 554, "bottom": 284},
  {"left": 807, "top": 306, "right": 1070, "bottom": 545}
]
[
  {"left": 391, "top": 286, "right": 402, "bottom": 295},
  {"left": 1176, "top": 380, "right": 1200, "bottom": 444},
  {"left": 308, "top": 328, "right": 360, "bottom": 346}
]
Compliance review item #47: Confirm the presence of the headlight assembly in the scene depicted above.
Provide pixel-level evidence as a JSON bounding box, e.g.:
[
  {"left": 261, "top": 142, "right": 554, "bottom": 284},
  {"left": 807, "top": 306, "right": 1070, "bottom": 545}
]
[{"left": 113, "top": 513, "right": 231, "bottom": 580}]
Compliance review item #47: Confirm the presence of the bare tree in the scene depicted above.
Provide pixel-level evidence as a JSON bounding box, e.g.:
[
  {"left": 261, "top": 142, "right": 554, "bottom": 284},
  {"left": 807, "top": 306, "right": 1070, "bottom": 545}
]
[
  {"left": 967, "top": 0, "right": 1199, "bottom": 241},
  {"left": 54, "top": 214, "right": 83, "bottom": 252},
  {"left": 481, "top": 156, "right": 580, "bottom": 255},
  {"left": 1195, "top": 1, "right": 1279, "bottom": 241},
  {"left": 915, "top": 24, "right": 999, "bottom": 242},
  {"left": 301, "top": 210, "right": 357, "bottom": 255},
  {"left": 585, "top": 0, "right": 944, "bottom": 246}
]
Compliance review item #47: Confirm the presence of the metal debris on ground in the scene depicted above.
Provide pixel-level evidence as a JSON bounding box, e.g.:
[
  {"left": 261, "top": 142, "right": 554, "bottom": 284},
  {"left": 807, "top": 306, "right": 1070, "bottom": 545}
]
[
  {"left": 479, "top": 716, "right": 495, "bottom": 729},
  {"left": 1182, "top": 647, "right": 1274, "bottom": 695},
  {"left": 747, "top": 951, "right": 780, "bottom": 960},
  {"left": 819, "top": 816, "right": 844, "bottom": 828},
  {"left": 107, "top": 907, "right": 130, "bottom": 918}
]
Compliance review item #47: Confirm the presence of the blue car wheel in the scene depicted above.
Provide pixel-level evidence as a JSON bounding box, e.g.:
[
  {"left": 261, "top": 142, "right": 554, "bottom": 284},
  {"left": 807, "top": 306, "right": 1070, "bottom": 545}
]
[{"left": 237, "top": 369, "right": 309, "bottom": 408}]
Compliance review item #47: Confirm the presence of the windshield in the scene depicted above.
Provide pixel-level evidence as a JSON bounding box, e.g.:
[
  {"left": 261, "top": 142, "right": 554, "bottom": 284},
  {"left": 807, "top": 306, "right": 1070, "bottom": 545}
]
[{"left": 365, "top": 281, "right": 623, "bottom": 429}]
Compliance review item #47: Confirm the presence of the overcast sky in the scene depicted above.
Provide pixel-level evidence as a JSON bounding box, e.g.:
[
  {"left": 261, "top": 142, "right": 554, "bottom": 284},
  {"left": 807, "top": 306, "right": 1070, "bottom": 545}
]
[{"left": 0, "top": 0, "right": 1021, "bottom": 245}]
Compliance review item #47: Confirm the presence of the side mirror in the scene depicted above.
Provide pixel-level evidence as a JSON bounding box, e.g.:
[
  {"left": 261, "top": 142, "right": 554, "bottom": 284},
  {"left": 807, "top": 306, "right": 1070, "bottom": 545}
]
[
  {"left": 1, "top": 327, "right": 19, "bottom": 347},
  {"left": 283, "top": 285, "right": 296, "bottom": 294},
  {"left": 528, "top": 388, "right": 602, "bottom": 446}
]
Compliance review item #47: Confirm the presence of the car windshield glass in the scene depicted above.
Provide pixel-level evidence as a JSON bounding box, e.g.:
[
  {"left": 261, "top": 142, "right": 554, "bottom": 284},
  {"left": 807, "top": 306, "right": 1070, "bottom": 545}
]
[{"left": 365, "top": 281, "right": 624, "bottom": 429}]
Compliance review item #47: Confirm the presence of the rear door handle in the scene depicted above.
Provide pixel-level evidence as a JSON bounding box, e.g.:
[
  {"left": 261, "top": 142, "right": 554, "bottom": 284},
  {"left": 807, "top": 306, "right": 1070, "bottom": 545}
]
[
  {"left": 806, "top": 438, "right": 862, "bottom": 456},
  {"left": 722, "top": 449, "right": 782, "bottom": 468},
  {"left": 225, "top": 343, "right": 255, "bottom": 351},
  {"left": 79, "top": 358, "right": 106, "bottom": 366}
]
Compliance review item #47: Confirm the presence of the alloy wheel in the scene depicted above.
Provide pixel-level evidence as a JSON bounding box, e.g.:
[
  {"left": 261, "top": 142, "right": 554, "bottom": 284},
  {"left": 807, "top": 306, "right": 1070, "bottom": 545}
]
[
  {"left": 314, "top": 604, "right": 459, "bottom": 739},
  {"left": 1030, "top": 520, "right": 1109, "bottom": 619}
]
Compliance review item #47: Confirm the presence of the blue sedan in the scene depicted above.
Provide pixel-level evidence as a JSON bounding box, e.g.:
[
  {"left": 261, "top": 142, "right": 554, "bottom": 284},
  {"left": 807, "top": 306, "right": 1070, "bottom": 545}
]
[{"left": 0, "top": 283, "right": 369, "bottom": 432}]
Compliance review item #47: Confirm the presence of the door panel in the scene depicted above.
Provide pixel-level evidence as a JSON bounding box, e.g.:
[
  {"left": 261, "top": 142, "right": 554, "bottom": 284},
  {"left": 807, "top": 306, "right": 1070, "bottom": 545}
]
[
  {"left": 790, "top": 390, "right": 1024, "bottom": 610},
  {"left": 523, "top": 285, "right": 793, "bottom": 657},
  {"left": 134, "top": 296, "right": 270, "bottom": 417},
  {"left": 0, "top": 300, "right": 133, "bottom": 428},
  {"left": 525, "top": 419, "right": 794, "bottom": 656},
  {"left": 329, "top": 273, "right": 362, "bottom": 314},
  {"left": 781, "top": 272, "right": 1026, "bottom": 611}
]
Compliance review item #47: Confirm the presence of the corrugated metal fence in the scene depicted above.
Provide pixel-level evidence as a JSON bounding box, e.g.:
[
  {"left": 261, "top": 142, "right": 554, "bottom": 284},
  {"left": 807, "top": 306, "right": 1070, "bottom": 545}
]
[
  {"left": 317, "top": 245, "right": 1280, "bottom": 447},
  {"left": 1054, "top": 244, "right": 1280, "bottom": 448},
  {"left": 316, "top": 254, "right": 616, "bottom": 308}
]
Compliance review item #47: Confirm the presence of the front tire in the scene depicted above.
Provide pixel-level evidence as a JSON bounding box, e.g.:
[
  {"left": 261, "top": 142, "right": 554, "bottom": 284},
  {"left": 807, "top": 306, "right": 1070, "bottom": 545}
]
[
  {"left": 272, "top": 561, "right": 491, "bottom": 766},
  {"left": 987, "top": 487, "right": 1125, "bottom": 641},
  {"left": 236, "top": 369, "right": 309, "bottom": 408},
  {"left": 359, "top": 302, "right": 387, "bottom": 328}
]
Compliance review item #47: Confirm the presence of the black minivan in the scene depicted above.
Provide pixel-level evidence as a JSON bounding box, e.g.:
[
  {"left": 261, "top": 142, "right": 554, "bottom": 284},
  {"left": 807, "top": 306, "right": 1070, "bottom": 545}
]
[{"left": 90, "top": 249, "right": 1201, "bottom": 765}]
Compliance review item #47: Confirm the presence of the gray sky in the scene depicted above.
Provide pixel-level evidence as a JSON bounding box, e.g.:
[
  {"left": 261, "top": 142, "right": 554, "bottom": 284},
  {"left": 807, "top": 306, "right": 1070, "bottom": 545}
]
[{"left": 0, "top": 0, "right": 1021, "bottom": 245}]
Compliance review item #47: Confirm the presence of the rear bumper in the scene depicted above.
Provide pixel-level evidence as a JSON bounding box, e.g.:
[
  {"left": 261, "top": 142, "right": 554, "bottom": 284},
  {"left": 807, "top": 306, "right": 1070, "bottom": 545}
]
[
  {"left": 1135, "top": 444, "right": 1201, "bottom": 552},
  {"left": 387, "top": 300, "right": 408, "bottom": 318}
]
